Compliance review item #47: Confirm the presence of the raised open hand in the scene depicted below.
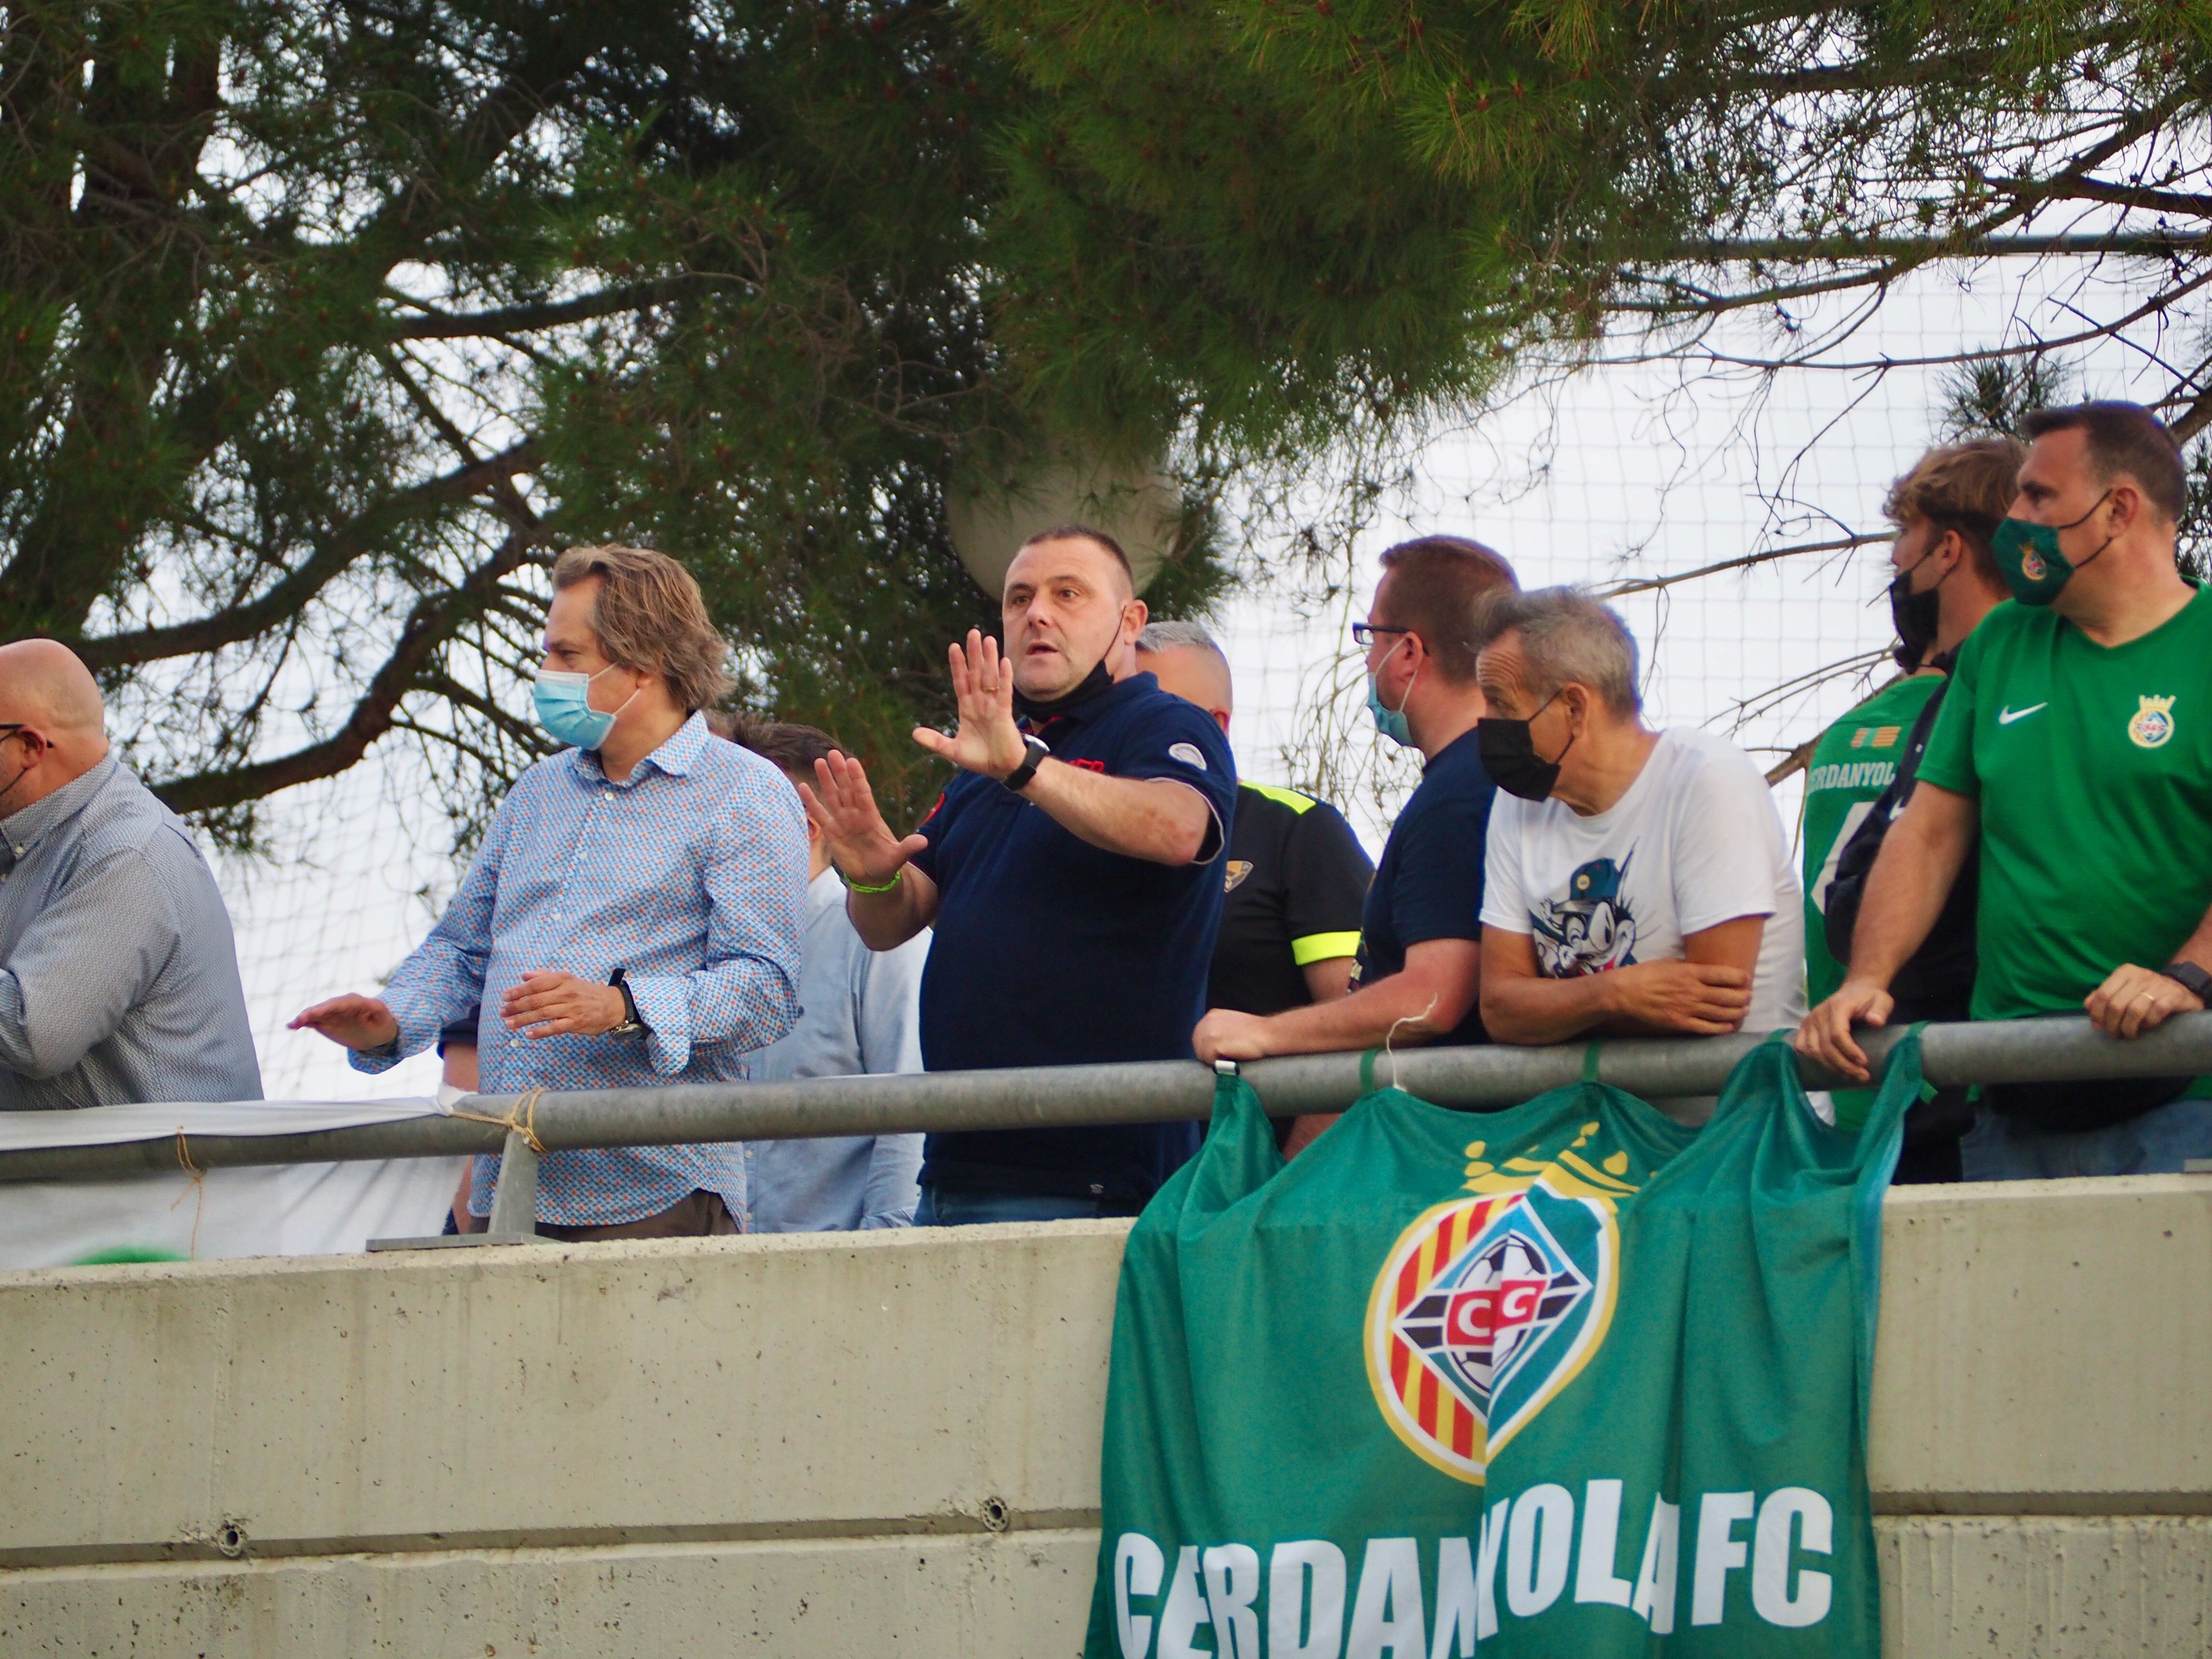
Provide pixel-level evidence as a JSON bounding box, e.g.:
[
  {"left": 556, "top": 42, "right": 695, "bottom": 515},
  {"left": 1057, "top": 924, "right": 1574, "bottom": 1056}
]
[
  {"left": 288, "top": 993, "right": 399, "bottom": 1051},
  {"left": 797, "top": 751, "right": 928, "bottom": 886},
  {"left": 911, "top": 629, "right": 1027, "bottom": 780}
]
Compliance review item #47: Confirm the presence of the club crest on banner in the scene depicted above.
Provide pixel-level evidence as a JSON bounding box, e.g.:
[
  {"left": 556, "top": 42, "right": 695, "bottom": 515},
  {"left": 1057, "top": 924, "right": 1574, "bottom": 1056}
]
[{"left": 1364, "top": 1125, "right": 1633, "bottom": 1483}]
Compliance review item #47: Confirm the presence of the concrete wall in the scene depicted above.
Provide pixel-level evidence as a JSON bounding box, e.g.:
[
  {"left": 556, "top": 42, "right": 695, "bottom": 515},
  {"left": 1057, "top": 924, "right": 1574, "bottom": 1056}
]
[{"left": 2, "top": 1176, "right": 2208, "bottom": 1657}]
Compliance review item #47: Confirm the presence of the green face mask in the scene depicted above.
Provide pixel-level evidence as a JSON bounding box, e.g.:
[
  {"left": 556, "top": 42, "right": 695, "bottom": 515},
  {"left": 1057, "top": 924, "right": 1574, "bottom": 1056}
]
[{"left": 1991, "top": 490, "right": 2114, "bottom": 606}]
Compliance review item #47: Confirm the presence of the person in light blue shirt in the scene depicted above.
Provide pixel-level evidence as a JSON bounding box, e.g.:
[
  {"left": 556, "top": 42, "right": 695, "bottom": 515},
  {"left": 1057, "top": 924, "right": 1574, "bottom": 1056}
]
[
  {"left": 293, "top": 545, "right": 807, "bottom": 1239},
  {"left": 727, "top": 721, "right": 926, "bottom": 1231}
]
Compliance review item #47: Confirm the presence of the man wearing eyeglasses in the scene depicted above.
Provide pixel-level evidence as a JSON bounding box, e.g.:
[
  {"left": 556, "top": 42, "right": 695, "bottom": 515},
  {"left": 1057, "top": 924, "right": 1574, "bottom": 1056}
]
[
  {"left": 1192, "top": 537, "right": 1517, "bottom": 1147},
  {"left": 0, "top": 639, "right": 261, "bottom": 1110}
]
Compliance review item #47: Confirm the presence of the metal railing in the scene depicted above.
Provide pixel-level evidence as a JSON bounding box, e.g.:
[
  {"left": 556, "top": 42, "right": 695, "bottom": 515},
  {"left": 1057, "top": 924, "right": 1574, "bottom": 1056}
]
[{"left": 4, "top": 1012, "right": 2210, "bottom": 1243}]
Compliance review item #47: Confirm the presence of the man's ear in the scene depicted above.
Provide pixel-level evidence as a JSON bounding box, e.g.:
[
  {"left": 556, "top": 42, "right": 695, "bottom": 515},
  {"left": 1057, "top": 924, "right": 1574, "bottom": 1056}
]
[
  {"left": 2105, "top": 481, "right": 2144, "bottom": 535},
  {"left": 1562, "top": 682, "right": 1593, "bottom": 733}
]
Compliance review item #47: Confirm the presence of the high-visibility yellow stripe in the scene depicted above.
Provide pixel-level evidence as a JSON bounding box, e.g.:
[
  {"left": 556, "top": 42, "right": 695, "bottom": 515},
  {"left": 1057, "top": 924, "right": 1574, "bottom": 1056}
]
[
  {"left": 1240, "top": 780, "right": 1319, "bottom": 815},
  {"left": 1291, "top": 930, "right": 1362, "bottom": 966}
]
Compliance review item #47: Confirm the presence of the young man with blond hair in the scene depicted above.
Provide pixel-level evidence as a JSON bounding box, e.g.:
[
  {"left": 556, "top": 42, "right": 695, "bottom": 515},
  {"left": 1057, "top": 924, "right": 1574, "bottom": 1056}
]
[
  {"left": 1798, "top": 438, "right": 2019, "bottom": 1175},
  {"left": 295, "top": 544, "right": 808, "bottom": 1238}
]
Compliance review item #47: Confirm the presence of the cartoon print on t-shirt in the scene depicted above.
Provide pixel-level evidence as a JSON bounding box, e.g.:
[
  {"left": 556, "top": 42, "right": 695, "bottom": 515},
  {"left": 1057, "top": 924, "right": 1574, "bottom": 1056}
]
[{"left": 1533, "top": 856, "right": 1638, "bottom": 977}]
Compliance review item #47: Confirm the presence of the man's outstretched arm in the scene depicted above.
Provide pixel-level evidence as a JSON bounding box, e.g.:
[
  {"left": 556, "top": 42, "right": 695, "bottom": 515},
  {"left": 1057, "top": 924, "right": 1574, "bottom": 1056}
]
[
  {"left": 1193, "top": 938, "right": 1480, "bottom": 1062},
  {"left": 913, "top": 630, "right": 1215, "bottom": 866},
  {"left": 1794, "top": 781, "right": 1976, "bottom": 1081},
  {"left": 1014, "top": 760, "right": 1215, "bottom": 866}
]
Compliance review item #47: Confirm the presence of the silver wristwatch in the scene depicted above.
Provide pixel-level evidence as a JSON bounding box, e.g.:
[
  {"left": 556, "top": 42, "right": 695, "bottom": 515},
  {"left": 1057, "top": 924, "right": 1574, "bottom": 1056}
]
[{"left": 606, "top": 967, "right": 649, "bottom": 1039}]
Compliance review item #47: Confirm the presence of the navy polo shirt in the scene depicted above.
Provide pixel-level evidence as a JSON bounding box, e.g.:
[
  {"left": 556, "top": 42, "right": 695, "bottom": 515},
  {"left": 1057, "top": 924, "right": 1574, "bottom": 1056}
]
[
  {"left": 1351, "top": 725, "right": 1495, "bottom": 1046},
  {"left": 908, "top": 672, "right": 1237, "bottom": 1206}
]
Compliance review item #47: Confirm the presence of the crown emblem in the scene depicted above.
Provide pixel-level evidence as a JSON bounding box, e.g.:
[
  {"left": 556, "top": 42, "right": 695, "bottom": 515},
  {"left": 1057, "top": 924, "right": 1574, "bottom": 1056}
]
[{"left": 2129, "top": 694, "right": 2176, "bottom": 750}]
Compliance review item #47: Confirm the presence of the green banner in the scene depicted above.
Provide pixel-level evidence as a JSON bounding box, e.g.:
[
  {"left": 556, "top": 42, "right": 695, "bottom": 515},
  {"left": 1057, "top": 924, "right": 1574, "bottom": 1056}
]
[{"left": 1085, "top": 1033, "right": 1917, "bottom": 1658}]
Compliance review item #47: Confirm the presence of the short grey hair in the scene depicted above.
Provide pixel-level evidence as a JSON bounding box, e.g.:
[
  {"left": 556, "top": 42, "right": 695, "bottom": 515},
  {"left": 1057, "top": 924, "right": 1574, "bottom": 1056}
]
[
  {"left": 1477, "top": 587, "right": 1642, "bottom": 715},
  {"left": 1136, "top": 619, "right": 1225, "bottom": 659}
]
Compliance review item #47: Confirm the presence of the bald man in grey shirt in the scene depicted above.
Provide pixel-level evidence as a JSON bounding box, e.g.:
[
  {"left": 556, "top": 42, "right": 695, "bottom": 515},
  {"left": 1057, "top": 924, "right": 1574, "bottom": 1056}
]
[{"left": 0, "top": 640, "right": 261, "bottom": 1110}]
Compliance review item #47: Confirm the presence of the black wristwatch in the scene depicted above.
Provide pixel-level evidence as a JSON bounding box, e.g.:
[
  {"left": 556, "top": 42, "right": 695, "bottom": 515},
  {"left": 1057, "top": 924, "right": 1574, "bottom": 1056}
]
[
  {"left": 606, "top": 967, "right": 649, "bottom": 1038},
  {"left": 2163, "top": 960, "right": 2212, "bottom": 1005},
  {"left": 1003, "top": 733, "right": 1051, "bottom": 793}
]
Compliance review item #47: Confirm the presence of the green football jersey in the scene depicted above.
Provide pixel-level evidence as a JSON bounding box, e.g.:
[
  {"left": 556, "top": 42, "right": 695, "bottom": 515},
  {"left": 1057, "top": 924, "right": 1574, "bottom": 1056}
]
[
  {"left": 1917, "top": 586, "right": 2212, "bottom": 1020},
  {"left": 1800, "top": 674, "right": 1944, "bottom": 1009}
]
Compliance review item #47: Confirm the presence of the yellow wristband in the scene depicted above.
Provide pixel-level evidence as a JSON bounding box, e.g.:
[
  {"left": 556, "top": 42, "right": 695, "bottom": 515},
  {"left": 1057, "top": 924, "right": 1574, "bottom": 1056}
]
[{"left": 837, "top": 866, "right": 903, "bottom": 895}]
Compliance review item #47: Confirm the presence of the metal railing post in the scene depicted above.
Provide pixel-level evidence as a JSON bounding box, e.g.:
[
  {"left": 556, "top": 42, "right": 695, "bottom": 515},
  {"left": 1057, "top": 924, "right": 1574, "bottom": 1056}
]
[{"left": 483, "top": 1130, "right": 539, "bottom": 1239}]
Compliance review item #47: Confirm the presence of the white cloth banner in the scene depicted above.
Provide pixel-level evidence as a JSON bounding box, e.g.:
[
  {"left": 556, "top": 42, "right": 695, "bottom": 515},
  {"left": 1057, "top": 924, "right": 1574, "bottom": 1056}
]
[{"left": 0, "top": 1097, "right": 465, "bottom": 1268}]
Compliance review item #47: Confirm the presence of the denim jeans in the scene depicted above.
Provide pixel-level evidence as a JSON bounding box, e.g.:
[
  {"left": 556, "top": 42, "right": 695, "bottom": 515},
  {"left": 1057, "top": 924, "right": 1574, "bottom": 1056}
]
[
  {"left": 915, "top": 1188, "right": 1114, "bottom": 1226},
  {"left": 1959, "top": 1095, "right": 2212, "bottom": 1180}
]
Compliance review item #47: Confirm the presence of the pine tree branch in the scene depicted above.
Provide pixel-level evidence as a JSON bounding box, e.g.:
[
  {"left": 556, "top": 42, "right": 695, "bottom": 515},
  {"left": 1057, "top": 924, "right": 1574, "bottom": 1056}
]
[
  {"left": 150, "top": 530, "right": 543, "bottom": 816},
  {"left": 1659, "top": 229, "right": 2212, "bottom": 264},
  {"left": 1986, "top": 176, "right": 2212, "bottom": 218},
  {"left": 420, "top": 670, "right": 551, "bottom": 756},
  {"left": 1595, "top": 533, "right": 1888, "bottom": 599},
  {"left": 1610, "top": 100, "right": 2193, "bottom": 316},
  {"left": 2169, "top": 382, "right": 2212, "bottom": 445},
  {"left": 1764, "top": 736, "right": 1819, "bottom": 787},
  {"left": 111, "top": 37, "right": 609, "bottom": 619},
  {"left": 391, "top": 277, "right": 699, "bottom": 339},
  {"left": 76, "top": 442, "right": 540, "bottom": 672},
  {"left": 1604, "top": 266, "right": 2212, "bottom": 375}
]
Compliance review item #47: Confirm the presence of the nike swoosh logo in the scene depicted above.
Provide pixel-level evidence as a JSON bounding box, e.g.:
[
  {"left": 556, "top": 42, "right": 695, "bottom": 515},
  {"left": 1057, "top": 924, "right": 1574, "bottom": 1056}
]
[{"left": 1997, "top": 702, "right": 2048, "bottom": 725}]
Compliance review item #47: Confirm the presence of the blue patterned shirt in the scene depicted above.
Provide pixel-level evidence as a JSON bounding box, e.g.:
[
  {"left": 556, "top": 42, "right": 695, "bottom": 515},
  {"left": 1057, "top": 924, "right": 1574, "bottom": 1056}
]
[{"left": 351, "top": 713, "right": 807, "bottom": 1225}]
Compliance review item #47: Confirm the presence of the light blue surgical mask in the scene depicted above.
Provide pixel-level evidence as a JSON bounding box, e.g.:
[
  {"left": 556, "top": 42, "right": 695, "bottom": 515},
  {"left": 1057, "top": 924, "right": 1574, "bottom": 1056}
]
[
  {"left": 1366, "top": 638, "right": 1419, "bottom": 747},
  {"left": 533, "top": 664, "right": 629, "bottom": 750}
]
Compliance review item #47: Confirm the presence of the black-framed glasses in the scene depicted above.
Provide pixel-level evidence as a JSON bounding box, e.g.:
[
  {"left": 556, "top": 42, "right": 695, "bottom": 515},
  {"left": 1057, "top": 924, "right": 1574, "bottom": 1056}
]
[{"left": 1350, "top": 623, "right": 1413, "bottom": 649}]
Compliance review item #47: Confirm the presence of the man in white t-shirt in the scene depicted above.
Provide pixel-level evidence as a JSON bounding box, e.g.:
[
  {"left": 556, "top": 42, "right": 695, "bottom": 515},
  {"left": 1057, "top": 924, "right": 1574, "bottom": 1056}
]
[{"left": 1473, "top": 589, "right": 1806, "bottom": 1052}]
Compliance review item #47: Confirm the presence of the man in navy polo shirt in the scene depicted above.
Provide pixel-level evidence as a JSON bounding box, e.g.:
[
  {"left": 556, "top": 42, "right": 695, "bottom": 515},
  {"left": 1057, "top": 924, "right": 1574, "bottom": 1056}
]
[
  {"left": 801, "top": 524, "right": 1236, "bottom": 1222},
  {"left": 1193, "top": 535, "right": 1517, "bottom": 1152}
]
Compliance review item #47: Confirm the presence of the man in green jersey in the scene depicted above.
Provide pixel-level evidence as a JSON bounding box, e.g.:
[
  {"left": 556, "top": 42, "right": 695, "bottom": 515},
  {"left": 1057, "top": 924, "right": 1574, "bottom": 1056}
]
[
  {"left": 1798, "top": 440, "right": 2017, "bottom": 1168},
  {"left": 1799, "top": 402, "right": 2212, "bottom": 1178}
]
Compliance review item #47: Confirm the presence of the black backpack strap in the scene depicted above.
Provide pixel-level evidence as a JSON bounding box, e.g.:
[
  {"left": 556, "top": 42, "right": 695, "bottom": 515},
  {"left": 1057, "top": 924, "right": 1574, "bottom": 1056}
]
[{"left": 1821, "top": 677, "right": 1951, "bottom": 965}]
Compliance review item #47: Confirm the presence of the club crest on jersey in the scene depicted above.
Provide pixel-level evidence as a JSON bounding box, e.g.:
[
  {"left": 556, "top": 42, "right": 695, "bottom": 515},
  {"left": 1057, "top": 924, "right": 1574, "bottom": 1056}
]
[
  {"left": 1223, "top": 859, "right": 1253, "bottom": 892},
  {"left": 1364, "top": 1127, "right": 1632, "bottom": 1483},
  {"left": 2129, "top": 694, "right": 2176, "bottom": 749}
]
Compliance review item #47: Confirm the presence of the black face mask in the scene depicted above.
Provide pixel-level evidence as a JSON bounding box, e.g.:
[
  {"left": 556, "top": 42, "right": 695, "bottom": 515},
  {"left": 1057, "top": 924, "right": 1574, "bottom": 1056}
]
[
  {"left": 1478, "top": 693, "right": 1573, "bottom": 802},
  {"left": 1887, "top": 557, "right": 1946, "bottom": 671},
  {"left": 1012, "top": 656, "right": 1115, "bottom": 724}
]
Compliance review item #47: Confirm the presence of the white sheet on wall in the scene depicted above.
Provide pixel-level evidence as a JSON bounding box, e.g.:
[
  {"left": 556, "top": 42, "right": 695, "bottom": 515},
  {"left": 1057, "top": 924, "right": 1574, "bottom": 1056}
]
[{"left": 0, "top": 1097, "right": 464, "bottom": 1268}]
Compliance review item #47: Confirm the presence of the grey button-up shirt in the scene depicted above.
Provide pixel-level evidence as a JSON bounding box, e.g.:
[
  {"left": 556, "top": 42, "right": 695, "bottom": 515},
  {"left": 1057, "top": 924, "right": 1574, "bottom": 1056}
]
[
  {"left": 744, "top": 868, "right": 927, "bottom": 1231},
  {"left": 0, "top": 754, "right": 262, "bottom": 1110}
]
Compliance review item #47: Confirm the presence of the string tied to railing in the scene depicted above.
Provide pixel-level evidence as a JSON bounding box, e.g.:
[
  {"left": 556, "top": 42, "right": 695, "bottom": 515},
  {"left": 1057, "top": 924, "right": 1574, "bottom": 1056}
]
[
  {"left": 170, "top": 1125, "right": 207, "bottom": 1258},
  {"left": 445, "top": 1086, "right": 548, "bottom": 1155}
]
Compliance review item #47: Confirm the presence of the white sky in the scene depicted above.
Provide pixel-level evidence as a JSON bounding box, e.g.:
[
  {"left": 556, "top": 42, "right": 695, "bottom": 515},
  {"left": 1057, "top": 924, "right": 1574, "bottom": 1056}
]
[{"left": 217, "top": 256, "right": 2191, "bottom": 1100}]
